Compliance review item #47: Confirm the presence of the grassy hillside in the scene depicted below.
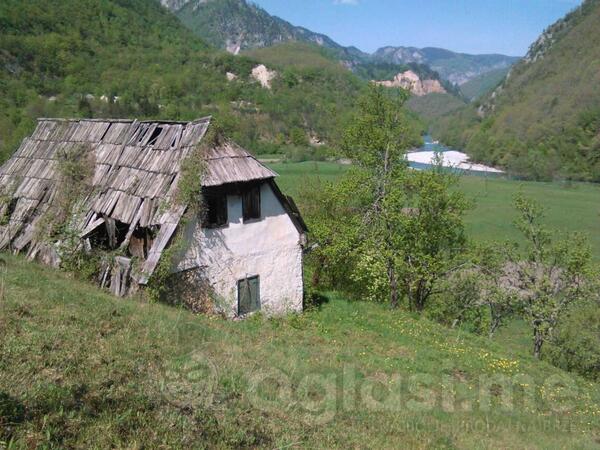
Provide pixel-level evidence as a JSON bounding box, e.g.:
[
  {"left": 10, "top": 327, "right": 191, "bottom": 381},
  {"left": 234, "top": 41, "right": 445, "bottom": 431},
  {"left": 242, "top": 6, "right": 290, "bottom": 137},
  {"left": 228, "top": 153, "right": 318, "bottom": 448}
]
[
  {"left": 241, "top": 43, "right": 426, "bottom": 148},
  {"left": 244, "top": 41, "right": 448, "bottom": 92},
  {"left": 459, "top": 67, "right": 512, "bottom": 101},
  {"left": 2, "top": 254, "right": 600, "bottom": 448},
  {"left": 0, "top": 0, "right": 371, "bottom": 161},
  {"left": 270, "top": 162, "right": 600, "bottom": 257},
  {"left": 434, "top": 0, "right": 600, "bottom": 181}
]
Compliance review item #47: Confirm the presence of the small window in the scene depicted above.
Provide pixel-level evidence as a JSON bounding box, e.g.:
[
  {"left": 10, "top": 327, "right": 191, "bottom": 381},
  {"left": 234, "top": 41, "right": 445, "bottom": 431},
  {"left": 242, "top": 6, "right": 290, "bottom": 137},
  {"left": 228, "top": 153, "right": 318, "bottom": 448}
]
[
  {"left": 242, "top": 185, "right": 261, "bottom": 222},
  {"left": 203, "top": 194, "right": 228, "bottom": 228},
  {"left": 238, "top": 276, "right": 260, "bottom": 315}
]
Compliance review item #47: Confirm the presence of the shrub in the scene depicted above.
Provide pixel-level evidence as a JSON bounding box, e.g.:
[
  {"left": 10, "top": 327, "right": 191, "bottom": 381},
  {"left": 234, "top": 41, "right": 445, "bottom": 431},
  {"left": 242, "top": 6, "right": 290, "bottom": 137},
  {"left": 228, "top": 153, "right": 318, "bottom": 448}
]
[
  {"left": 427, "top": 272, "right": 489, "bottom": 334},
  {"left": 546, "top": 302, "right": 600, "bottom": 381}
]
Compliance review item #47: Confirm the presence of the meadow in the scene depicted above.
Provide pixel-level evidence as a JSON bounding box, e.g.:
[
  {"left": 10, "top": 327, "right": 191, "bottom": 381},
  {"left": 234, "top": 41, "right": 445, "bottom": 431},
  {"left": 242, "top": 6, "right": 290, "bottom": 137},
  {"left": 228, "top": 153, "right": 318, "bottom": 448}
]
[
  {"left": 270, "top": 161, "right": 600, "bottom": 257},
  {"left": 1, "top": 254, "right": 600, "bottom": 448}
]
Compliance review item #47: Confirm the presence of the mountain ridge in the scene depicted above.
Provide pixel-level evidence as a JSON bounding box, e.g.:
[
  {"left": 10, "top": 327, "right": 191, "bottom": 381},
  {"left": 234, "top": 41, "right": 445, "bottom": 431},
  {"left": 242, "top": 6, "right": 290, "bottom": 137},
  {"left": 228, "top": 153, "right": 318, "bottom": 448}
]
[
  {"left": 161, "top": 0, "right": 519, "bottom": 86},
  {"left": 164, "top": 0, "right": 367, "bottom": 61},
  {"left": 373, "top": 46, "right": 520, "bottom": 85},
  {"left": 0, "top": 0, "right": 384, "bottom": 162}
]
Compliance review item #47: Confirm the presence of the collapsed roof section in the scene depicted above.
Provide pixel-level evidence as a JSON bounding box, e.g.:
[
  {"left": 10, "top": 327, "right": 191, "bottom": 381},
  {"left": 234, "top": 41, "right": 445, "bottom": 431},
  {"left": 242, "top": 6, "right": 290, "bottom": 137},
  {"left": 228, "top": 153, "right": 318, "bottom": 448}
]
[{"left": 0, "top": 117, "right": 277, "bottom": 289}]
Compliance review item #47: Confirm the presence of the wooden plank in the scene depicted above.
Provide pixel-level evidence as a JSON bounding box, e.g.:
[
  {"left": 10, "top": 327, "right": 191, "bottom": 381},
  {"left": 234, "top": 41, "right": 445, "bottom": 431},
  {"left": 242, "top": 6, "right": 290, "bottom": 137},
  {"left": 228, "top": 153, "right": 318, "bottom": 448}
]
[
  {"left": 139, "top": 199, "right": 154, "bottom": 227},
  {"left": 80, "top": 216, "right": 105, "bottom": 238},
  {"left": 105, "top": 217, "right": 117, "bottom": 248},
  {"left": 138, "top": 221, "right": 179, "bottom": 284},
  {"left": 110, "top": 256, "right": 132, "bottom": 297},
  {"left": 11, "top": 223, "right": 35, "bottom": 251}
]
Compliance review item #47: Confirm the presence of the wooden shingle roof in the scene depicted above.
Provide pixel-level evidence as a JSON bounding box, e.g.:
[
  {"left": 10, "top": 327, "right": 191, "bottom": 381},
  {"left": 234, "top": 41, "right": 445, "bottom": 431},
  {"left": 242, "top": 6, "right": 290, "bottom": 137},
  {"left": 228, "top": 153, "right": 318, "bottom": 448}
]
[{"left": 0, "top": 117, "right": 277, "bottom": 283}]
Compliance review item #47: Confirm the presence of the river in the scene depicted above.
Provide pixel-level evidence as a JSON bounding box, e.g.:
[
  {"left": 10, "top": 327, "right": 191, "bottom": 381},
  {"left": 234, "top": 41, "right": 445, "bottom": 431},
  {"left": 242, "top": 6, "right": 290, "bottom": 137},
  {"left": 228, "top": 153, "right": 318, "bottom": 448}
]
[{"left": 406, "top": 136, "right": 504, "bottom": 176}]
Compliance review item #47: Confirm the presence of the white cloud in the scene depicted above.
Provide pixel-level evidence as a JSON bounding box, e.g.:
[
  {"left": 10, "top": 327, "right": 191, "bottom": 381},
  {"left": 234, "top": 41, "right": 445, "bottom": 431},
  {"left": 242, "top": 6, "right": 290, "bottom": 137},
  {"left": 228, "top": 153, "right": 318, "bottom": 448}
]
[{"left": 333, "top": 0, "right": 359, "bottom": 5}]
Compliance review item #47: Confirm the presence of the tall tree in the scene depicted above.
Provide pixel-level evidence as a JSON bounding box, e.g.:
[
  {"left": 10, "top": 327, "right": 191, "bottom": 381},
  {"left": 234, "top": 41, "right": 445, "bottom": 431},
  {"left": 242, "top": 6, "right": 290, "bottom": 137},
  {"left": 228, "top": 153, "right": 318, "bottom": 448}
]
[
  {"left": 340, "top": 85, "right": 412, "bottom": 307},
  {"left": 309, "top": 85, "right": 467, "bottom": 310},
  {"left": 393, "top": 168, "right": 468, "bottom": 311}
]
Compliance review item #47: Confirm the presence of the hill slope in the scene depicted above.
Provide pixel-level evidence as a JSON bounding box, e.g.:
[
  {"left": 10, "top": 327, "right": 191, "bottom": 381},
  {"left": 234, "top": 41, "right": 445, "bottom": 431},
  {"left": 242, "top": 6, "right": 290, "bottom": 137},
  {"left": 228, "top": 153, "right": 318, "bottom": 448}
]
[
  {"left": 373, "top": 46, "right": 520, "bottom": 85},
  {"left": 0, "top": 0, "right": 374, "bottom": 161},
  {"left": 2, "top": 254, "right": 599, "bottom": 448},
  {"left": 459, "top": 67, "right": 511, "bottom": 101},
  {"left": 407, "top": 93, "right": 467, "bottom": 123},
  {"left": 434, "top": 0, "right": 600, "bottom": 180}
]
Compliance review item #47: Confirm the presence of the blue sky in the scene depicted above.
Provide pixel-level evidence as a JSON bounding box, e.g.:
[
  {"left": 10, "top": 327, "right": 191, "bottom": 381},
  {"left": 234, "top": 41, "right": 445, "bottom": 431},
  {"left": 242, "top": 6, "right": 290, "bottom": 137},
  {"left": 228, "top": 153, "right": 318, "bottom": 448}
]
[{"left": 252, "top": 0, "right": 582, "bottom": 56}]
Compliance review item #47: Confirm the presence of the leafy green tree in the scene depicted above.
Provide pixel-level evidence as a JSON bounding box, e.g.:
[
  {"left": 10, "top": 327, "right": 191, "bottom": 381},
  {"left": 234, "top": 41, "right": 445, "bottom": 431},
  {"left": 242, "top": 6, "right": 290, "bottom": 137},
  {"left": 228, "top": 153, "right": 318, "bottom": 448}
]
[
  {"left": 510, "top": 193, "right": 597, "bottom": 358},
  {"left": 547, "top": 300, "right": 600, "bottom": 380},
  {"left": 432, "top": 241, "right": 518, "bottom": 337},
  {"left": 470, "top": 243, "right": 519, "bottom": 337},
  {"left": 304, "top": 85, "right": 411, "bottom": 305},
  {"left": 392, "top": 168, "right": 468, "bottom": 311},
  {"left": 339, "top": 85, "right": 413, "bottom": 307},
  {"left": 309, "top": 85, "right": 468, "bottom": 310}
]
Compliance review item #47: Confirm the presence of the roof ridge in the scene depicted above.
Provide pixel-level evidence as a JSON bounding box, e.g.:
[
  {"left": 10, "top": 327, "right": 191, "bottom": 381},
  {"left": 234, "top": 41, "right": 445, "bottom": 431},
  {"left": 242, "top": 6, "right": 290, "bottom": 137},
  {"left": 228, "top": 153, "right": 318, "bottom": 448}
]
[{"left": 36, "top": 116, "right": 213, "bottom": 125}]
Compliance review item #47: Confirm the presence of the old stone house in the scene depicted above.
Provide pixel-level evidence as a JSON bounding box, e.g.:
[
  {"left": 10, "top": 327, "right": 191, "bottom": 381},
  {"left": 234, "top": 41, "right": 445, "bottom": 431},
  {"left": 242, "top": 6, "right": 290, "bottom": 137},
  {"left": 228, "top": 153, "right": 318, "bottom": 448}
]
[{"left": 0, "top": 117, "right": 307, "bottom": 317}]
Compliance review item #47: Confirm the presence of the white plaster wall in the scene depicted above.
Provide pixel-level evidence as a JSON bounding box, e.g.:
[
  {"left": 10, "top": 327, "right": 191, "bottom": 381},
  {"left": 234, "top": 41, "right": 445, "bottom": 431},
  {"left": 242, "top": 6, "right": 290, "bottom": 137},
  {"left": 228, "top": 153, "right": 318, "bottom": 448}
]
[{"left": 177, "top": 182, "right": 304, "bottom": 317}]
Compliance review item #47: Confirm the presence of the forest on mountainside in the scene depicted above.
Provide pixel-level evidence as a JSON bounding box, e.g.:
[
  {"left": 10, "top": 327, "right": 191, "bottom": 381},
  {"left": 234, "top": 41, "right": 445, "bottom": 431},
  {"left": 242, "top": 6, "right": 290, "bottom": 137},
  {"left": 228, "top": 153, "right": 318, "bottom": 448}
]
[
  {"left": 430, "top": 0, "right": 600, "bottom": 181},
  {"left": 0, "top": 0, "right": 424, "bottom": 163}
]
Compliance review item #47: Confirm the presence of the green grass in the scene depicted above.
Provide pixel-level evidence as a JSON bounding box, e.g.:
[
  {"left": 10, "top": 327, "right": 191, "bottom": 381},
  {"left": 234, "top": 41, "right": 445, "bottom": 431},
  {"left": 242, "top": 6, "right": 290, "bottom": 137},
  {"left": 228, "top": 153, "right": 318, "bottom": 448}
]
[
  {"left": 272, "top": 161, "right": 350, "bottom": 188},
  {"left": 271, "top": 162, "right": 600, "bottom": 257},
  {"left": 1, "top": 255, "right": 600, "bottom": 448},
  {"left": 460, "top": 176, "right": 600, "bottom": 253}
]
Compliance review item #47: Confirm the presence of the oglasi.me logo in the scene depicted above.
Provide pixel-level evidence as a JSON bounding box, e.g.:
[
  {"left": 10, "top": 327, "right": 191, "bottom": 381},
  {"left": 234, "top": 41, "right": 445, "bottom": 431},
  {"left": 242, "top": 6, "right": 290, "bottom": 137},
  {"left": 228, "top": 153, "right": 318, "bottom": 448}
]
[
  {"left": 161, "top": 347, "right": 219, "bottom": 409},
  {"left": 159, "top": 346, "right": 585, "bottom": 427}
]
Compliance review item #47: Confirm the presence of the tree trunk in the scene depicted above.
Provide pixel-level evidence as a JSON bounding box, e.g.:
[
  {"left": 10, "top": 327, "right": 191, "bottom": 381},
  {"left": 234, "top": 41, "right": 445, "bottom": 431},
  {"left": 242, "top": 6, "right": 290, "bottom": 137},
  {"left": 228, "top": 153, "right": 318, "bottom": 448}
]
[
  {"left": 415, "top": 299, "right": 425, "bottom": 312},
  {"left": 489, "top": 319, "right": 500, "bottom": 339},
  {"left": 311, "top": 255, "right": 324, "bottom": 288},
  {"left": 533, "top": 328, "right": 544, "bottom": 359},
  {"left": 388, "top": 262, "right": 399, "bottom": 308},
  {"left": 414, "top": 281, "right": 426, "bottom": 312},
  {"left": 489, "top": 309, "right": 501, "bottom": 338}
]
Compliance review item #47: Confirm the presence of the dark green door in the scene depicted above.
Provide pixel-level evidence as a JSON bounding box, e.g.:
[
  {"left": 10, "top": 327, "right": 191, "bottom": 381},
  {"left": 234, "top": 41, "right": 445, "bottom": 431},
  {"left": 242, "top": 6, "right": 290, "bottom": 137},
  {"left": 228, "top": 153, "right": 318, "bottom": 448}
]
[{"left": 238, "top": 276, "right": 260, "bottom": 315}]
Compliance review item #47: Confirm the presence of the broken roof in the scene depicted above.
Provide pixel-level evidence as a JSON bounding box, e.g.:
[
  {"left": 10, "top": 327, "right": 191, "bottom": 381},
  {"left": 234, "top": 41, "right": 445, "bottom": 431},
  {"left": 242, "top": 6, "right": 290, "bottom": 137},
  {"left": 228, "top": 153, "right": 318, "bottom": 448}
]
[{"left": 0, "top": 117, "right": 277, "bottom": 283}]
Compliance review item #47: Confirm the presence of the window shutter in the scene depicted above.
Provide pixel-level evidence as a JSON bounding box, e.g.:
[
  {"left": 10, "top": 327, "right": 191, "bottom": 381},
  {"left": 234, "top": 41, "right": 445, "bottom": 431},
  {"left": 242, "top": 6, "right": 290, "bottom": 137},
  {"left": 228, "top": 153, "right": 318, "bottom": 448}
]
[
  {"left": 238, "top": 276, "right": 260, "bottom": 315},
  {"left": 242, "top": 185, "right": 261, "bottom": 221},
  {"left": 249, "top": 276, "right": 260, "bottom": 312}
]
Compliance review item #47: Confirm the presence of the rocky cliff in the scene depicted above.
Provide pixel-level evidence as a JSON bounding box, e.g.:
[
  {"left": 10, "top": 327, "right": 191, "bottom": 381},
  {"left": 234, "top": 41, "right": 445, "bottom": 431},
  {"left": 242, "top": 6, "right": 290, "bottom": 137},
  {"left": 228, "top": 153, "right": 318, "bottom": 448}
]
[{"left": 373, "top": 70, "right": 446, "bottom": 96}]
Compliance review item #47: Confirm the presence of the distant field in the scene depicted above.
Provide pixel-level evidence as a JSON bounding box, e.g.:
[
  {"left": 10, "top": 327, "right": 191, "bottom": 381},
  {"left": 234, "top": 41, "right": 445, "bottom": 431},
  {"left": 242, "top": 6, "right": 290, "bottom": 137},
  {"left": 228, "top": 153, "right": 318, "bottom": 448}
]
[{"left": 271, "top": 161, "right": 600, "bottom": 256}]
